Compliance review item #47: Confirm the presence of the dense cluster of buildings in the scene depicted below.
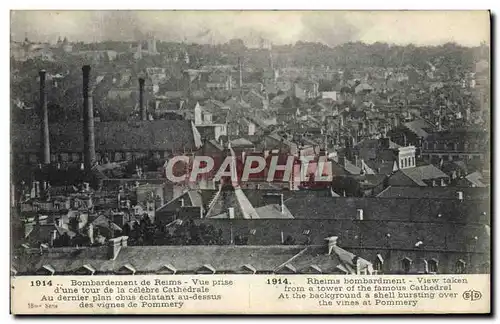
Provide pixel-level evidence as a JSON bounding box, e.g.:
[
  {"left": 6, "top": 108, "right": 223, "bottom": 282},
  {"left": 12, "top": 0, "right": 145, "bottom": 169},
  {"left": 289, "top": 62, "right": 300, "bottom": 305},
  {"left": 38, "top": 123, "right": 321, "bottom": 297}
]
[{"left": 11, "top": 36, "right": 490, "bottom": 275}]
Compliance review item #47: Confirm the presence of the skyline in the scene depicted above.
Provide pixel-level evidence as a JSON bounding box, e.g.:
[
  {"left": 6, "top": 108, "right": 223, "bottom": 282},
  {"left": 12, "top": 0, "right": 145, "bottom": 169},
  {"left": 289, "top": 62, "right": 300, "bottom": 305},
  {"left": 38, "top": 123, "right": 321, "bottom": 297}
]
[{"left": 11, "top": 11, "right": 490, "bottom": 47}]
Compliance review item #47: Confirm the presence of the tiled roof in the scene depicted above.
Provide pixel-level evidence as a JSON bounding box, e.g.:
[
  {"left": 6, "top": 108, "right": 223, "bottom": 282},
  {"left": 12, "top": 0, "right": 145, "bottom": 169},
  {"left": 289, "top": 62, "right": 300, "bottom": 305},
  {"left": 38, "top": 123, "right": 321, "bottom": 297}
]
[
  {"left": 230, "top": 138, "right": 255, "bottom": 148},
  {"left": 12, "top": 120, "right": 202, "bottom": 153},
  {"left": 206, "top": 187, "right": 260, "bottom": 219},
  {"left": 284, "top": 196, "right": 489, "bottom": 224},
  {"left": 404, "top": 119, "right": 434, "bottom": 138},
  {"left": 13, "top": 242, "right": 372, "bottom": 275},
  {"left": 400, "top": 165, "right": 449, "bottom": 186},
  {"left": 156, "top": 189, "right": 217, "bottom": 213},
  {"left": 377, "top": 186, "right": 490, "bottom": 200},
  {"left": 465, "top": 172, "right": 487, "bottom": 188},
  {"left": 192, "top": 218, "right": 490, "bottom": 254},
  {"left": 255, "top": 204, "right": 294, "bottom": 219},
  {"left": 354, "top": 83, "right": 374, "bottom": 94},
  {"left": 12, "top": 245, "right": 300, "bottom": 274}
]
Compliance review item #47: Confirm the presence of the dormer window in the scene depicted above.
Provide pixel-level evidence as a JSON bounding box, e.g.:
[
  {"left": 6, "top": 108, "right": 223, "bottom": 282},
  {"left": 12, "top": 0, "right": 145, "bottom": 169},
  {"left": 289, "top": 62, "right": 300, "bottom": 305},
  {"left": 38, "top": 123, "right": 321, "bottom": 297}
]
[
  {"left": 455, "top": 260, "right": 466, "bottom": 274},
  {"left": 401, "top": 257, "right": 412, "bottom": 274},
  {"left": 74, "top": 264, "right": 96, "bottom": 275},
  {"left": 428, "top": 259, "right": 439, "bottom": 273},
  {"left": 239, "top": 264, "right": 257, "bottom": 274},
  {"left": 275, "top": 264, "right": 297, "bottom": 274},
  {"left": 36, "top": 264, "right": 56, "bottom": 276},
  {"left": 301, "top": 264, "right": 322, "bottom": 274},
  {"left": 196, "top": 264, "right": 216, "bottom": 274},
  {"left": 116, "top": 264, "right": 136, "bottom": 275},
  {"left": 374, "top": 254, "right": 384, "bottom": 274},
  {"left": 157, "top": 264, "right": 177, "bottom": 275}
]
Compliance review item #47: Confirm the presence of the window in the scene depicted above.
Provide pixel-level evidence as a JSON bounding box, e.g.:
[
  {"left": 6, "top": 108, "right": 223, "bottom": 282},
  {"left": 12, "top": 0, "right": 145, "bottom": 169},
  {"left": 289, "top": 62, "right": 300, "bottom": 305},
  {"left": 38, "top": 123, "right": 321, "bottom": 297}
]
[
  {"left": 420, "top": 259, "right": 429, "bottom": 273},
  {"left": 401, "top": 257, "right": 412, "bottom": 274},
  {"left": 374, "top": 254, "right": 384, "bottom": 273},
  {"left": 60, "top": 153, "right": 69, "bottom": 162},
  {"left": 115, "top": 152, "right": 123, "bottom": 161},
  {"left": 428, "top": 259, "right": 438, "bottom": 273},
  {"left": 72, "top": 153, "right": 80, "bottom": 162},
  {"left": 455, "top": 260, "right": 466, "bottom": 274}
]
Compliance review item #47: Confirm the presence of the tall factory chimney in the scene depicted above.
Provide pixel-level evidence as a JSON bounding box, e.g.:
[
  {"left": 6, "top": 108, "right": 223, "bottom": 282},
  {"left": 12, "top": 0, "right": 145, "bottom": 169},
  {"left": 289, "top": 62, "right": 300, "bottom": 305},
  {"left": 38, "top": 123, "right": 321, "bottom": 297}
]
[
  {"left": 82, "top": 65, "right": 96, "bottom": 170},
  {"left": 139, "top": 77, "right": 146, "bottom": 120},
  {"left": 238, "top": 57, "right": 243, "bottom": 89},
  {"left": 39, "top": 70, "right": 50, "bottom": 164}
]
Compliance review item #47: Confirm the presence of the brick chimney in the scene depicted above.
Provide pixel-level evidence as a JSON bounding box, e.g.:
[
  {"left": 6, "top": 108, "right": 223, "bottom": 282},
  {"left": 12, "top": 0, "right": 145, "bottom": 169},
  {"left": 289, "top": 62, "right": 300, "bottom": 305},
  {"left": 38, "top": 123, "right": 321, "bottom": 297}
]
[
  {"left": 107, "top": 237, "right": 123, "bottom": 260},
  {"left": 139, "top": 77, "right": 146, "bottom": 121},
  {"left": 39, "top": 70, "right": 50, "bottom": 164},
  {"left": 82, "top": 65, "right": 96, "bottom": 170},
  {"left": 325, "top": 236, "right": 338, "bottom": 255},
  {"left": 356, "top": 208, "right": 364, "bottom": 220}
]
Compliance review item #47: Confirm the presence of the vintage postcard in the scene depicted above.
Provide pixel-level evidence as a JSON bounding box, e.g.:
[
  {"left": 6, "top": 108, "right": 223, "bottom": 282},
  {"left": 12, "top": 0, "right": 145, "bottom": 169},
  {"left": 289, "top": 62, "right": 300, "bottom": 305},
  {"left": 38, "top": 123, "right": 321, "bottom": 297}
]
[{"left": 10, "top": 10, "right": 491, "bottom": 315}]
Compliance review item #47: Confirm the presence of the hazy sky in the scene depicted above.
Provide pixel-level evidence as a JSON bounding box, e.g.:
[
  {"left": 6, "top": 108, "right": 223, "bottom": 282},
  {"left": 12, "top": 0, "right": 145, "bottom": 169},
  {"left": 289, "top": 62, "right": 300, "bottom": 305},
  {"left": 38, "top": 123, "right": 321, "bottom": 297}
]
[{"left": 10, "top": 11, "right": 490, "bottom": 47}]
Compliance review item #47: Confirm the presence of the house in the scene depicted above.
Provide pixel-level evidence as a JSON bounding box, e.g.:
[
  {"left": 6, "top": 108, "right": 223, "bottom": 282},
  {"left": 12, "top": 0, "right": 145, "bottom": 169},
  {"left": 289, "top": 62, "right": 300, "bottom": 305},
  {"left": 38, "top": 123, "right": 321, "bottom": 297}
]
[
  {"left": 388, "top": 164, "right": 450, "bottom": 187},
  {"left": 194, "top": 102, "right": 228, "bottom": 141},
  {"left": 190, "top": 197, "right": 489, "bottom": 274},
  {"left": 12, "top": 236, "right": 372, "bottom": 275},
  {"left": 354, "top": 83, "right": 374, "bottom": 95},
  {"left": 242, "top": 89, "right": 269, "bottom": 110},
  {"left": 155, "top": 189, "right": 215, "bottom": 224},
  {"left": 421, "top": 129, "right": 489, "bottom": 166},
  {"left": 348, "top": 138, "right": 416, "bottom": 175},
  {"left": 12, "top": 120, "right": 202, "bottom": 166},
  {"left": 377, "top": 186, "right": 490, "bottom": 200},
  {"left": 294, "top": 81, "right": 319, "bottom": 100},
  {"left": 321, "top": 91, "right": 338, "bottom": 101}
]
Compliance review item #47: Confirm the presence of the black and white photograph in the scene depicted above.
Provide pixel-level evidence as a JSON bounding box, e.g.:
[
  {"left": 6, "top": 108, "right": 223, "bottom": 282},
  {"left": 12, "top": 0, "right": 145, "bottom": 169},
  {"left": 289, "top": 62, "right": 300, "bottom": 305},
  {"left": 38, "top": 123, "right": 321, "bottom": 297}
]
[{"left": 9, "top": 10, "right": 491, "bottom": 314}]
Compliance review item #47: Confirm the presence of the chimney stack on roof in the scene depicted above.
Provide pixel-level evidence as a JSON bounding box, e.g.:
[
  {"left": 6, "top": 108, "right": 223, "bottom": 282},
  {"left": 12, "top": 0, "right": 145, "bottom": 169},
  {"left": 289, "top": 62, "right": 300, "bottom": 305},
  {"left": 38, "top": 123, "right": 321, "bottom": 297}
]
[
  {"left": 82, "top": 65, "right": 96, "bottom": 171},
  {"left": 325, "top": 236, "right": 338, "bottom": 255},
  {"left": 39, "top": 70, "right": 50, "bottom": 164},
  {"left": 139, "top": 77, "right": 146, "bottom": 121},
  {"left": 238, "top": 57, "right": 243, "bottom": 89},
  {"left": 107, "top": 236, "right": 128, "bottom": 260},
  {"left": 356, "top": 209, "right": 364, "bottom": 221}
]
